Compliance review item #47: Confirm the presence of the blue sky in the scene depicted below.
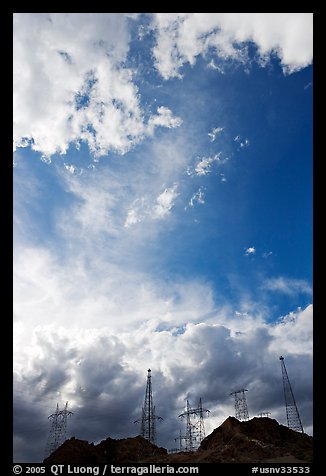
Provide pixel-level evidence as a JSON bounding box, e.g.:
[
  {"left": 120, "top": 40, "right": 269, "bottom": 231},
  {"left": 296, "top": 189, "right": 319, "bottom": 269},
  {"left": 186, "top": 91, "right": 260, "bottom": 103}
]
[{"left": 13, "top": 13, "right": 313, "bottom": 462}]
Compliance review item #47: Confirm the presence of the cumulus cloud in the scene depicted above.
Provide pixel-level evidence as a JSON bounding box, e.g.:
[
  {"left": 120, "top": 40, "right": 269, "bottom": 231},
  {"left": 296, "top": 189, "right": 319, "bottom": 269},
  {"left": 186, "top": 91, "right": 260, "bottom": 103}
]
[
  {"left": 151, "top": 13, "right": 313, "bottom": 79},
  {"left": 244, "top": 246, "right": 256, "bottom": 256},
  {"left": 262, "top": 277, "right": 312, "bottom": 296},
  {"left": 269, "top": 305, "right": 313, "bottom": 356},
  {"left": 13, "top": 183, "right": 313, "bottom": 459},
  {"left": 13, "top": 13, "right": 313, "bottom": 462},
  {"left": 13, "top": 14, "right": 181, "bottom": 159},
  {"left": 13, "top": 290, "right": 313, "bottom": 461}
]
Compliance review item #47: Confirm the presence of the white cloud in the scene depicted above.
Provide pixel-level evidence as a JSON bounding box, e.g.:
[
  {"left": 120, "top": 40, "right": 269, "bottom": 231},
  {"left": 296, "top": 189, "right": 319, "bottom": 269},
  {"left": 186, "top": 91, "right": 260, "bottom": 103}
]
[
  {"left": 244, "top": 246, "right": 256, "bottom": 256},
  {"left": 207, "top": 60, "right": 225, "bottom": 74},
  {"left": 262, "top": 277, "right": 312, "bottom": 296},
  {"left": 148, "top": 106, "right": 183, "bottom": 133},
  {"left": 195, "top": 158, "right": 213, "bottom": 176},
  {"left": 54, "top": 134, "right": 188, "bottom": 237},
  {"left": 188, "top": 187, "right": 205, "bottom": 207},
  {"left": 187, "top": 153, "right": 228, "bottom": 177},
  {"left": 124, "top": 183, "right": 180, "bottom": 228},
  {"left": 269, "top": 305, "right": 313, "bottom": 355},
  {"left": 13, "top": 256, "right": 313, "bottom": 460},
  {"left": 241, "top": 138, "right": 250, "bottom": 148},
  {"left": 234, "top": 311, "right": 248, "bottom": 317},
  {"left": 124, "top": 197, "right": 147, "bottom": 228},
  {"left": 234, "top": 135, "right": 250, "bottom": 148},
  {"left": 152, "top": 184, "right": 180, "bottom": 219},
  {"left": 64, "top": 164, "right": 78, "bottom": 174},
  {"left": 151, "top": 13, "right": 313, "bottom": 79},
  {"left": 13, "top": 13, "right": 313, "bottom": 462},
  {"left": 13, "top": 14, "right": 181, "bottom": 159},
  {"left": 13, "top": 209, "right": 313, "bottom": 460},
  {"left": 262, "top": 251, "right": 273, "bottom": 258},
  {"left": 208, "top": 127, "right": 224, "bottom": 142}
]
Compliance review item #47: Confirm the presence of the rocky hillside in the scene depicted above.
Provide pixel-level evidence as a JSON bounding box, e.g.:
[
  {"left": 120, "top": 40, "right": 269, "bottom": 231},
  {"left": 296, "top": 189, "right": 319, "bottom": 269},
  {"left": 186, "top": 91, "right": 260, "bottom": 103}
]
[
  {"left": 44, "top": 435, "right": 167, "bottom": 464},
  {"left": 197, "top": 416, "right": 313, "bottom": 463},
  {"left": 43, "top": 416, "right": 312, "bottom": 464}
]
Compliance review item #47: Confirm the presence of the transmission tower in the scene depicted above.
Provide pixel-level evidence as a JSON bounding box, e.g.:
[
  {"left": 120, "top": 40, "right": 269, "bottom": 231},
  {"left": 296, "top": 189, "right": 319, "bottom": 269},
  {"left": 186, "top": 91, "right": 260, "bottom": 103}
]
[
  {"left": 134, "top": 369, "right": 162, "bottom": 445},
  {"left": 257, "top": 411, "right": 271, "bottom": 418},
  {"left": 279, "top": 356, "right": 304, "bottom": 433},
  {"left": 178, "top": 398, "right": 210, "bottom": 451},
  {"left": 230, "top": 389, "right": 249, "bottom": 421},
  {"left": 44, "top": 402, "right": 73, "bottom": 458},
  {"left": 174, "top": 429, "right": 186, "bottom": 452}
]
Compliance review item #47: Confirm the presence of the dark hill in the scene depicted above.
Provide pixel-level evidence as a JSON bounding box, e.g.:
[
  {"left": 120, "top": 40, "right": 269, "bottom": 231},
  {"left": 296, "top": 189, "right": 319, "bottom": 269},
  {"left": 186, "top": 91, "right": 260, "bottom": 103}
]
[
  {"left": 44, "top": 435, "right": 167, "bottom": 464},
  {"left": 43, "top": 416, "right": 312, "bottom": 464},
  {"left": 197, "top": 416, "right": 313, "bottom": 463}
]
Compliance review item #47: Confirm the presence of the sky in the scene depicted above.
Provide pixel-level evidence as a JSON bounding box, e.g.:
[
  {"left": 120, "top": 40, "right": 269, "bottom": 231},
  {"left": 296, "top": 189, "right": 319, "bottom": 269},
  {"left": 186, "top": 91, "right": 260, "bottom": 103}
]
[{"left": 13, "top": 13, "right": 313, "bottom": 462}]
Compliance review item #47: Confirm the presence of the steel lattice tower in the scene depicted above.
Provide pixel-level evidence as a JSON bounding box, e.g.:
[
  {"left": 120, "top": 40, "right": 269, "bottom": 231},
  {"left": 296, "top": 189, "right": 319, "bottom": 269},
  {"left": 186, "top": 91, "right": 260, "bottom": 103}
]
[
  {"left": 174, "top": 429, "right": 186, "bottom": 452},
  {"left": 279, "top": 356, "right": 304, "bottom": 433},
  {"left": 230, "top": 389, "right": 249, "bottom": 421},
  {"left": 257, "top": 412, "right": 271, "bottom": 418},
  {"left": 178, "top": 398, "right": 210, "bottom": 451},
  {"left": 44, "top": 402, "right": 73, "bottom": 458},
  {"left": 135, "top": 369, "right": 162, "bottom": 445}
]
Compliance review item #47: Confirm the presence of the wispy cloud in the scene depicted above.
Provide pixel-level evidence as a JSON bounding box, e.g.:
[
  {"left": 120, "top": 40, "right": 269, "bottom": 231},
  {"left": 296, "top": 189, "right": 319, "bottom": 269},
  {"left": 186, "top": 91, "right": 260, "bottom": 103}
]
[
  {"left": 187, "top": 153, "right": 228, "bottom": 177},
  {"left": 124, "top": 197, "right": 147, "bottom": 228},
  {"left": 234, "top": 311, "right": 248, "bottom": 317},
  {"left": 187, "top": 187, "right": 205, "bottom": 208},
  {"left": 124, "top": 184, "right": 180, "bottom": 227},
  {"left": 234, "top": 135, "right": 250, "bottom": 148},
  {"left": 244, "top": 246, "right": 256, "bottom": 256},
  {"left": 208, "top": 127, "right": 224, "bottom": 142},
  {"left": 64, "top": 164, "right": 78, "bottom": 175},
  {"left": 152, "top": 184, "right": 180, "bottom": 219},
  {"left": 207, "top": 60, "right": 225, "bottom": 74},
  {"left": 262, "top": 277, "right": 312, "bottom": 296}
]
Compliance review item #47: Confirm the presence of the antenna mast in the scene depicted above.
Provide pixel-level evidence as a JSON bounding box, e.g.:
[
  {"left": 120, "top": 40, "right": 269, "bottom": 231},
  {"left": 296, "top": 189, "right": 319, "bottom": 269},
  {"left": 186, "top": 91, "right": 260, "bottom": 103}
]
[
  {"left": 135, "top": 369, "right": 162, "bottom": 445},
  {"left": 279, "top": 356, "right": 304, "bottom": 433}
]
